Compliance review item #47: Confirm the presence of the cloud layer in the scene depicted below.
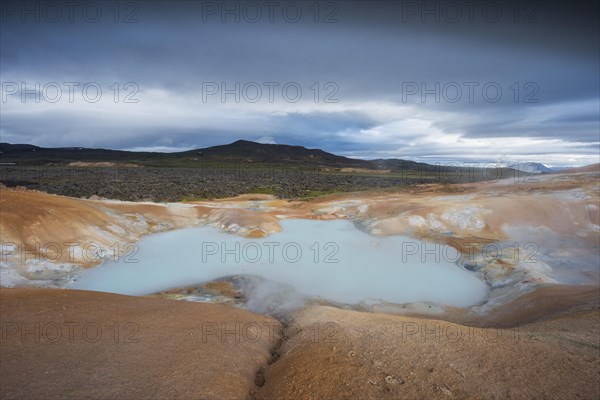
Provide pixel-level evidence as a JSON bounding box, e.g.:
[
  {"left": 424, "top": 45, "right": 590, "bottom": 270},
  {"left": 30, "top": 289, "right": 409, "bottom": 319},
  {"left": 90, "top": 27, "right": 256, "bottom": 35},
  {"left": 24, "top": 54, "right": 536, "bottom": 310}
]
[{"left": 1, "top": 0, "right": 598, "bottom": 166}]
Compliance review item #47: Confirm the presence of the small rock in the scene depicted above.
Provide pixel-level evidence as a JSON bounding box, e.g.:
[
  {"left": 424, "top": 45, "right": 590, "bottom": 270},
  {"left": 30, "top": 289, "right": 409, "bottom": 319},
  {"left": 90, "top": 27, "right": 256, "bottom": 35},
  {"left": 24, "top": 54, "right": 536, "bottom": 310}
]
[
  {"left": 384, "top": 375, "right": 404, "bottom": 385},
  {"left": 439, "top": 386, "right": 453, "bottom": 397}
]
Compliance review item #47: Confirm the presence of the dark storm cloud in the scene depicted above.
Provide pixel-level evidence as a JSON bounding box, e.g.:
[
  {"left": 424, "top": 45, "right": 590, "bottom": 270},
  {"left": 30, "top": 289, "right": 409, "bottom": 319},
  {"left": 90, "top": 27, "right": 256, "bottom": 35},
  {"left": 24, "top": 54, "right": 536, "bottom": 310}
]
[{"left": 1, "top": 0, "right": 598, "bottom": 166}]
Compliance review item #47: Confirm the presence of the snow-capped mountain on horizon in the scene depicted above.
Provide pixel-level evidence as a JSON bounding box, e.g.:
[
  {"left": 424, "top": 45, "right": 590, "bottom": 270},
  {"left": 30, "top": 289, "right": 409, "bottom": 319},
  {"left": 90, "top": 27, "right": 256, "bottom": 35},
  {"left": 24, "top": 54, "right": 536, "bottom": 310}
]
[{"left": 506, "top": 162, "right": 559, "bottom": 173}]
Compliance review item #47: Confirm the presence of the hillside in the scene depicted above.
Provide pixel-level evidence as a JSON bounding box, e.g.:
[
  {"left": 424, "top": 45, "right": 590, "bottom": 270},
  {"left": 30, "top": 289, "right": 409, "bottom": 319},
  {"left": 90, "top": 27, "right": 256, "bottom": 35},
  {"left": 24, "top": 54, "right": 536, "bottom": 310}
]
[
  {"left": 0, "top": 140, "right": 373, "bottom": 169},
  {"left": 0, "top": 140, "right": 534, "bottom": 182},
  {"left": 185, "top": 140, "right": 373, "bottom": 167}
]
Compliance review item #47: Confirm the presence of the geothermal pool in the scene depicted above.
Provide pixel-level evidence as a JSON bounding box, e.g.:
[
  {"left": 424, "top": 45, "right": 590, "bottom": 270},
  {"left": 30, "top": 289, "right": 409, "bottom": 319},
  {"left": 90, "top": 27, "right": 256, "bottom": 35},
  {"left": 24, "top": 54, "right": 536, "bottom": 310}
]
[{"left": 71, "top": 219, "right": 488, "bottom": 307}]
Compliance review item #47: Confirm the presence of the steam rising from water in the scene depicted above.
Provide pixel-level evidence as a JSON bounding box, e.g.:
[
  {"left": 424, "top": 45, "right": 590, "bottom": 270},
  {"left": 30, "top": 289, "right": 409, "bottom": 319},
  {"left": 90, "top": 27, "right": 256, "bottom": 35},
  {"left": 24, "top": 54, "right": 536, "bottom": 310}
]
[{"left": 241, "top": 278, "right": 307, "bottom": 315}]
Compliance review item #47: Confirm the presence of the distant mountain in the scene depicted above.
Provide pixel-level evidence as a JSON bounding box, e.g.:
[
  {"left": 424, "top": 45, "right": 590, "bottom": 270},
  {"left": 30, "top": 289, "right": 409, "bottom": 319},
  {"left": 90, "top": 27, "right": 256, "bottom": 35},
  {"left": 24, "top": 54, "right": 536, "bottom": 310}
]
[
  {"left": 0, "top": 141, "right": 564, "bottom": 177},
  {"left": 182, "top": 140, "right": 373, "bottom": 167},
  {"left": 508, "top": 162, "right": 555, "bottom": 173},
  {"left": 0, "top": 140, "right": 373, "bottom": 168},
  {"left": 0, "top": 142, "right": 170, "bottom": 164},
  {"left": 372, "top": 158, "right": 449, "bottom": 172},
  {"left": 0, "top": 140, "right": 545, "bottom": 182}
]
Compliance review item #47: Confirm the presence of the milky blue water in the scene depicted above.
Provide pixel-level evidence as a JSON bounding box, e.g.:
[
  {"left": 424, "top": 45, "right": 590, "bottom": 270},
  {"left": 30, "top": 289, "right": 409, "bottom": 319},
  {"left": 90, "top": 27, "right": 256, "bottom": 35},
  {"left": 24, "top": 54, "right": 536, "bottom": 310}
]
[{"left": 71, "top": 219, "right": 488, "bottom": 307}]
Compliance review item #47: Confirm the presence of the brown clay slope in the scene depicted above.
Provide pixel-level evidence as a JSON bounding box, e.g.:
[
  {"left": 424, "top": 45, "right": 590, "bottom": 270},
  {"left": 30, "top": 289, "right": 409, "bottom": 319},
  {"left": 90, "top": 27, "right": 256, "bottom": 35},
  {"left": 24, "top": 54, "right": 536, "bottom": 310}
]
[
  {"left": 257, "top": 305, "right": 600, "bottom": 400},
  {"left": 0, "top": 188, "right": 124, "bottom": 248},
  {"left": 475, "top": 284, "right": 600, "bottom": 327},
  {"left": 0, "top": 288, "right": 281, "bottom": 400}
]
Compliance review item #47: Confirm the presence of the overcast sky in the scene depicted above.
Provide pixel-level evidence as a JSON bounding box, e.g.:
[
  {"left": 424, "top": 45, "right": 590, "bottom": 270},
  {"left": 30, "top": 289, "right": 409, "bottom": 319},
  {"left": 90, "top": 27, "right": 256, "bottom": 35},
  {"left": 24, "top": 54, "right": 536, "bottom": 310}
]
[{"left": 1, "top": 0, "right": 599, "bottom": 166}]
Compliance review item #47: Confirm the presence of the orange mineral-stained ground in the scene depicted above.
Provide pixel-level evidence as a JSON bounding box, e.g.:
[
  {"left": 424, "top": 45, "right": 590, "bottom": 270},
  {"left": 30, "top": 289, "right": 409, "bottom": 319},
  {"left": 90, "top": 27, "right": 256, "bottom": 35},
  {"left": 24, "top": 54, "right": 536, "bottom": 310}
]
[{"left": 0, "top": 167, "right": 598, "bottom": 399}]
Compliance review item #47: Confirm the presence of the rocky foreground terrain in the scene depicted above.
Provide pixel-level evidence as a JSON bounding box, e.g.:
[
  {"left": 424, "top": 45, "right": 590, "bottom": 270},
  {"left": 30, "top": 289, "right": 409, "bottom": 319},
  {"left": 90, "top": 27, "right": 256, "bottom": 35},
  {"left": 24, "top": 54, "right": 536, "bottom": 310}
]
[
  {"left": 0, "top": 163, "right": 428, "bottom": 201},
  {"left": 1, "top": 288, "right": 598, "bottom": 399},
  {"left": 0, "top": 162, "right": 519, "bottom": 201},
  {"left": 0, "top": 165, "right": 598, "bottom": 399}
]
